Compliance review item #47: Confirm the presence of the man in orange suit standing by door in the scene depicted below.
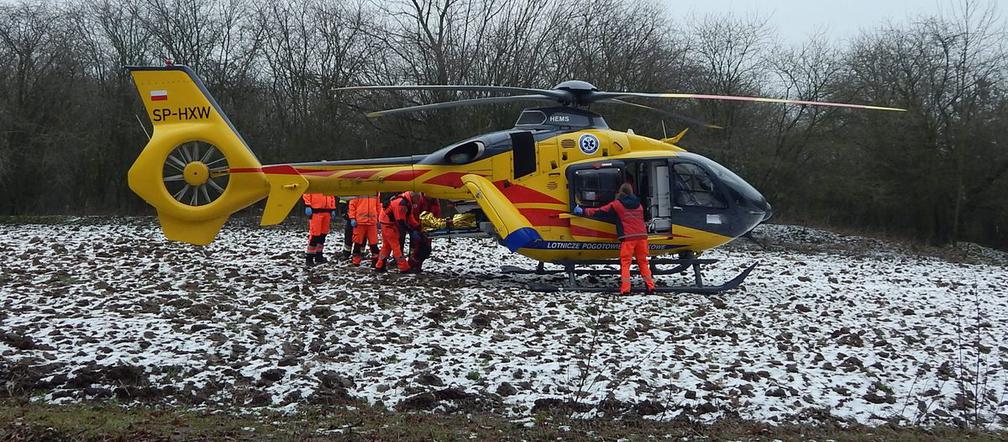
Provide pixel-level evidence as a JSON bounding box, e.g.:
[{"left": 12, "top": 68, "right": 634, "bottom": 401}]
[{"left": 576, "top": 183, "right": 655, "bottom": 295}]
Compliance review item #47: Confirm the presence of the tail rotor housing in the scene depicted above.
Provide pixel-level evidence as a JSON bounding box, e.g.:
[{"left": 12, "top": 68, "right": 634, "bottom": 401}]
[{"left": 127, "top": 66, "right": 268, "bottom": 245}]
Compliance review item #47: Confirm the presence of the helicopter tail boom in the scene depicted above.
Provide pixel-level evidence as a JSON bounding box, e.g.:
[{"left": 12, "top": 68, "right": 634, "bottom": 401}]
[{"left": 127, "top": 65, "right": 271, "bottom": 245}]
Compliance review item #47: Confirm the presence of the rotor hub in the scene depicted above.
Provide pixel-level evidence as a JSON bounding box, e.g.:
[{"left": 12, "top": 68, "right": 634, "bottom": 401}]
[
  {"left": 552, "top": 80, "right": 598, "bottom": 106},
  {"left": 183, "top": 161, "right": 210, "bottom": 186},
  {"left": 552, "top": 80, "right": 597, "bottom": 92}
]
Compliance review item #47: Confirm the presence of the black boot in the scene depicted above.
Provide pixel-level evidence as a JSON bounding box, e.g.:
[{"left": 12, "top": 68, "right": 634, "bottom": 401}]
[
  {"left": 305, "top": 253, "right": 315, "bottom": 267},
  {"left": 315, "top": 252, "right": 328, "bottom": 264}
]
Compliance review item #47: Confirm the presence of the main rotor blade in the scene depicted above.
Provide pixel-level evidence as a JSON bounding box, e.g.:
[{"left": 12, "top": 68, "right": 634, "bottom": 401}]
[
  {"left": 600, "top": 99, "right": 723, "bottom": 129},
  {"left": 595, "top": 92, "right": 906, "bottom": 112},
  {"left": 365, "top": 94, "right": 557, "bottom": 118},
  {"left": 335, "top": 84, "right": 567, "bottom": 100}
]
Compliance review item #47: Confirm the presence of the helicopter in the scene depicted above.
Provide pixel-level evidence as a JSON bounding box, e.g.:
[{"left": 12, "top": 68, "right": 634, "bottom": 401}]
[{"left": 125, "top": 65, "right": 903, "bottom": 294}]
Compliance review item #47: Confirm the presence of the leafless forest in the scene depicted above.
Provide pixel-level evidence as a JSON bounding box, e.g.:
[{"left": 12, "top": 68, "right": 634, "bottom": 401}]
[{"left": 0, "top": 0, "right": 1006, "bottom": 248}]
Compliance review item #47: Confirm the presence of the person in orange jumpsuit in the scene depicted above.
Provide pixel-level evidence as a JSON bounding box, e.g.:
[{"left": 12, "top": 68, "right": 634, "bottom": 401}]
[
  {"left": 576, "top": 183, "right": 655, "bottom": 295},
  {"left": 407, "top": 194, "right": 440, "bottom": 273},
  {"left": 302, "top": 193, "right": 337, "bottom": 266},
  {"left": 348, "top": 193, "right": 381, "bottom": 266},
  {"left": 374, "top": 191, "right": 422, "bottom": 272}
]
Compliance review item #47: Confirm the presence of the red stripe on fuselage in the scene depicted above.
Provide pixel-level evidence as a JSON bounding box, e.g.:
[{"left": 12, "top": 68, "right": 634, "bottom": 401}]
[
  {"left": 296, "top": 169, "right": 341, "bottom": 176},
  {"left": 519, "top": 208, "right": 569, "bottom": 228},
  {"left": 339, "top": 170, "right": 380, "bottom": 179},
  {"left": 261, "top": 165, "right": 299, "bottom": 175},
  {"left": 385, "top": 169, "right": 429, "bottom": 181},
  {"left": 494, "top": 181, "right": 565, "bottom": 205},
  {"left": 424, "top": 172, "right": 470, "bottom": 188},
  {"left": 230, "top": 166, "right": 337, "bottom": 176}
]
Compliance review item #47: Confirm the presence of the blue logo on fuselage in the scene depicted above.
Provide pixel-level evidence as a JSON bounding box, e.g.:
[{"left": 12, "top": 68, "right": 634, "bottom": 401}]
[{"left": 578, "top": 134, "right": 600, "bottom": 155}]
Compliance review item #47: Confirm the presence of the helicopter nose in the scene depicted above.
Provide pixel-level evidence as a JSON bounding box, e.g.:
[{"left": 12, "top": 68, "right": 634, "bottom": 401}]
[
  {"left": 747, "top": 193, "right": 772, "bottom": 222},
  {"left": 761, "top": 201, "right": 773, "bottom": 222},
  {"left": 727, "top": 181, "right": 771, "bottom": 223}
]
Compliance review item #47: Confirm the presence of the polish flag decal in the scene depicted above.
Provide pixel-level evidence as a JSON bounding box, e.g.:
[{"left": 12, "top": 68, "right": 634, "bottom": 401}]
[{"left": 150, "top": 90, "right": 168, "bottom": 101}]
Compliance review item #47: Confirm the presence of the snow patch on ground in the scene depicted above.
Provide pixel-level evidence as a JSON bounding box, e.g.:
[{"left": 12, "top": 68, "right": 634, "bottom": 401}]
[{"left": 1, "top": 219, "right": 1006, "bottom": 429}]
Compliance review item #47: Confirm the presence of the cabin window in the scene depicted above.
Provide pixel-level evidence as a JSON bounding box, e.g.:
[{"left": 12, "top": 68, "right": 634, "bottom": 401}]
[
  {"left": 672, "top": 162, "right": 726, "bottom": 208},
  {"left": 573, "top": 167, "right": 623, "bottom": 208}
]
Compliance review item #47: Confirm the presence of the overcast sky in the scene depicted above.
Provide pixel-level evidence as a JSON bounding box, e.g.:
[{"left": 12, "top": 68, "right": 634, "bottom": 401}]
[{"left": 674, "top": 0, "right": 997, "bottom": 44}]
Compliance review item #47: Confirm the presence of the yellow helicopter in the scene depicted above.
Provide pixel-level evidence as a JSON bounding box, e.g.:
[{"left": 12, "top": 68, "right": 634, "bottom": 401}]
[{"left": 126, "top": 65, "right": 903, "bottom": 293}]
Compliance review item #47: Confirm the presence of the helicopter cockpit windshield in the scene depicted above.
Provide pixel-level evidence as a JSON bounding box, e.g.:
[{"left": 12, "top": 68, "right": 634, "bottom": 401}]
[{"left": 673, "top": 152, "right": 770, "bottom": 214}]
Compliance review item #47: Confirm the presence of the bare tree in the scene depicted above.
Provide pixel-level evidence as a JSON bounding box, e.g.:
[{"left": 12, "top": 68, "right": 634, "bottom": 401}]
[
  {"left": 0, "top": 1, "right": 81, "bottom": 211},
  {"left": 685, "top": 12, "right": 772, "bottom": 156},
  {"left": 845, "top": 0, "right": 1007, "bottom": 244},
  {"left": 755, "top": 33, "right": 849, "bottom": 200}
]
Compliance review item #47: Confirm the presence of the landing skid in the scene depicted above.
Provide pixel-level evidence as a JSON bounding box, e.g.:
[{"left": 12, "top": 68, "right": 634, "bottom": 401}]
[
  {"left": 501, "top": 258, "right": 716, "bottom": 277},
  {"left": 507, "top": 256, "right": 758, "bottom": 295}
]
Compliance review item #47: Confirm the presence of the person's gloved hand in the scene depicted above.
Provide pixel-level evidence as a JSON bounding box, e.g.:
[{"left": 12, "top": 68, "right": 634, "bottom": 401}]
[
  {"left": 573, "top": 205, "right": 584, "bottom": 216},
  {"left": 304, "top": 207, "right": 313, "bottom": 216},
  {"left": 409, "top": 230, "right": 421, "bottom": 242},
  {"left": 350, "top": 219, "right": 357, "bottom": 227}
]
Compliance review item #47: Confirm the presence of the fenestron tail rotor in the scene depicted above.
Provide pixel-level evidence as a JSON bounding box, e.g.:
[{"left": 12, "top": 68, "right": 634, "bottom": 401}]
[{"left": 161, "top": 141, "right": 230, "bottom": 207}]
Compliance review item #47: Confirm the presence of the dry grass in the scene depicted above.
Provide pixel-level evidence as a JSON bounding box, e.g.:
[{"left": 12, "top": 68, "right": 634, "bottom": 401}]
[{"left": 0, "top": 399, "right": 1005, "bottom": 441}]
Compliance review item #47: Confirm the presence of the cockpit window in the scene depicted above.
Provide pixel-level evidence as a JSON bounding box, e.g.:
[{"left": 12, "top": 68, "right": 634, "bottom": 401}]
[{"left": 673, "top": 162, "right": 727, "bottom": 208}]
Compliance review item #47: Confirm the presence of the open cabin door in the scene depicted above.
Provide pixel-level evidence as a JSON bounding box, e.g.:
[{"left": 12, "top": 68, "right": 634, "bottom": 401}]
[{"left": 633, "top": 160, "right": 674, "bottom": 234}]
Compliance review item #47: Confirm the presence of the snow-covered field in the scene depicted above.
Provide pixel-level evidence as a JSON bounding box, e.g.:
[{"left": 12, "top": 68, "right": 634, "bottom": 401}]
[{"left": 1, "top": 218, "right": 1006, "bottom": 428}]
